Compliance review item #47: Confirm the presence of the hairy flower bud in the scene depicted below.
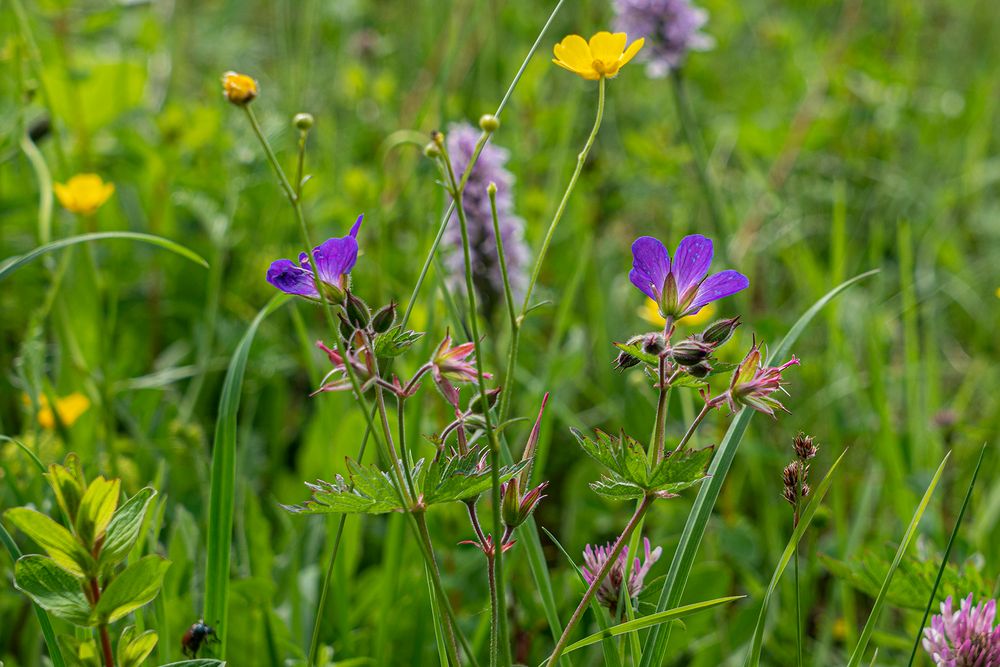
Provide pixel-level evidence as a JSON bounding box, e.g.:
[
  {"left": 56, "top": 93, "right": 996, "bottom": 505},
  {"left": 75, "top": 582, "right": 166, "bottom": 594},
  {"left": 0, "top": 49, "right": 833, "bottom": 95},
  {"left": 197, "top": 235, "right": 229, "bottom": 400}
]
[
  {"left": 479, "top": 114, "right": 500, "bottom": 133},
  {"left": 345, "top": 293, "right": 371, "bottom": 328},
  {"left": 614, "top": 333, "right": 666, "bottom": 370},
  {"left": 700, "top": 317, "right": 741, "bottom": 346},
  {"left": 501, "top": 478, "right": 547, "bottom": 528},
  {"left": 686, "top": 360, "right": 713, "bottom": 378},
  {"left": 371, "top": 302, "right": 397, "bottom": 334},
  {"left": 669, "top": 338, "right": 713, "bottom": 366}
]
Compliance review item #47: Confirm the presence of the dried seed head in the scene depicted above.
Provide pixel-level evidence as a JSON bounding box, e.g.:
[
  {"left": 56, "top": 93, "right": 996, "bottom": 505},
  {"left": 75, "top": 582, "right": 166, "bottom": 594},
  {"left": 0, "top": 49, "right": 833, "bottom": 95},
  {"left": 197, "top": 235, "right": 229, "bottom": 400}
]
[{"left": 793, "top": 432, "right": 818, "bottom": 460}]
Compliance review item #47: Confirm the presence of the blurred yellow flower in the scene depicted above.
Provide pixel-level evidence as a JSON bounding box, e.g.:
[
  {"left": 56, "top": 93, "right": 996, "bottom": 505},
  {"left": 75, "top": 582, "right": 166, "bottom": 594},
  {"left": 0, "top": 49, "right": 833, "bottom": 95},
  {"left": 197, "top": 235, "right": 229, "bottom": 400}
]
[
  {"left": 552, "top": 32, "right": 644, "bottom": 80},
  {"left": 640, "top": 299, "right": 716, "bottom": 328},
  {"left": 54, "top": 174, "right": 115, "bottom": 215},
  {"left": 23, "top": 392, "right": 91, "bottom": 429},
  {"left": 222, "top": 71, "right": 258, "bottom": 105}
]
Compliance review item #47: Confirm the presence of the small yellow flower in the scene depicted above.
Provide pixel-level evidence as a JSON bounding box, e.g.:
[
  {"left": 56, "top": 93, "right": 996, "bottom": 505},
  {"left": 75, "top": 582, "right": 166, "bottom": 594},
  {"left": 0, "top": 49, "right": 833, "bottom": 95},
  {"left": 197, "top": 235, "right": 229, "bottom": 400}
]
[
  {"left": 54, "top": 174, "right": 115, "bottom": 215},
  {"left": 552, "top": 32, "right": 644, "bottom": 80},
  {"left": 23, "top": 392, "right": 91, "bottom": 429},
  {"left": 640, "top": 299, "right": 716, "bottom": 328},
  {"left": 222, "top": 71, "right": 259, "bottom": 105}
]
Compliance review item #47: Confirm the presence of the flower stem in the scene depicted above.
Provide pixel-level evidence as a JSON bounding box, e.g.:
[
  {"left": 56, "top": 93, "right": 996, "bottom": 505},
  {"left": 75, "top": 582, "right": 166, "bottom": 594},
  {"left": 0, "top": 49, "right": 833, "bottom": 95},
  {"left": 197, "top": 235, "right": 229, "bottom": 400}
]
[
  {"left": 652, "top": 354, "right": 670, "bottom": 463},
  {"left": 500, "top": 75, "right": 605, "bottom": 421},
  {"left": 547, "top": 495, "right": 654, "bottom": 666},
  {"left": 670, "top": 70, "right": 726, "bottom": 233},
  {"left": 670, "top": 402, "right": 713, "bottom": 458},
  {"left": 414, "top": 511, "right": 462, "bottom": 666},
  {"left": 489, "top": 187, "right": 518, "bottom": 336},
  {"left": 488, "top": 554, "right": 500, "bottom": 667},
  {"left": 439, "top": 138, "right": 511, "bottom": 667},
  {"left": 793, "top": 488, "right": 803, "bottom": 667},
  {"left": 89, "top": 579, "right": 115, "bottom": 667}
]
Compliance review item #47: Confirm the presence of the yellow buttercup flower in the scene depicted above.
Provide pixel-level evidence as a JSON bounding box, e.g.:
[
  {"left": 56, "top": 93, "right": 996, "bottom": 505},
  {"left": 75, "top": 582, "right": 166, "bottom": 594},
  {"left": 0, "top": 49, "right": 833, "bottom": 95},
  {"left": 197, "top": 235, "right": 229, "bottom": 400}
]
[
  {"left": 23, "top": 392, "right": 91, "bottom": 429},
  {"left": 640, "top": 299, "right": 716, "bottom": 328},
  {"left": 552, "top": 32, "right": 644, "bottom": 80},
  {"left": 54, "top": 174, "right": 115, "bottom": 215},
  {"left": 222, "top": 71, "right": 259, "bottom": 105}
]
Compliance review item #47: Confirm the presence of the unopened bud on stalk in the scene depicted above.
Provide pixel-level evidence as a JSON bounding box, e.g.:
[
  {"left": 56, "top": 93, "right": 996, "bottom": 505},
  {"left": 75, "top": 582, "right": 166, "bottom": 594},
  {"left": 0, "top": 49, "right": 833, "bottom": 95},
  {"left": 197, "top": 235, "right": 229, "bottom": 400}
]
[
  {"left": 687, "top": 360, "right": 713, "bottom": 378},
  {"left": 487, "top": 182, "right": 498, "bottom": 197},
  {"left": 614, "top": 333, "right": 666, "bottom": 370},
  {"left": 468, "top": 386, "right": 502, "bottom": 414},
  {"left": 337, "top": 312, "right": 355, "bottom": 340},
  {"left": 371, "top": 302, "right": 397, "bottom": 334},
  {"left": 430, "top": 130, "right": 445, "bottom": 148},
  {"left": 500, "top": 477, "right": 548, "bottom": 528},
  {"left": 479, "top": 114, "right": 500, "bottom": 133},
  {"left": 293, "top": 112, "right": 314, "bottom": 131},
  {"left": 221, "top": 71, "right": 259, "bottom": 106},
  {"left": 669, "top": 338, "right": 714, "bottom": 366},
  {"left": 701, "top": 317, "right": 741, "bottom": 346},
  {"left": 423, "top": 142, "right": 441, "bottom": 159},
  {"left": 345, "top": 293, "right": 371, "bottom": 328}
]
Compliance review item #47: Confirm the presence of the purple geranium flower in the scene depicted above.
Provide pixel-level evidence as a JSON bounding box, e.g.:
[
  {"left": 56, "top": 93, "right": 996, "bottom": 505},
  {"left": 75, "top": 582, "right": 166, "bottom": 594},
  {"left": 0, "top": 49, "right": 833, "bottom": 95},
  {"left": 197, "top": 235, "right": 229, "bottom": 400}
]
[
  {"left": 923, "top": 594, "right": 1000, "bottom": 666},
  {"left": 266, "top": 215, "right": 363, "bottom": 301},
  {"left": 630, "top": 234, "right": 748, "bottom": 320}
]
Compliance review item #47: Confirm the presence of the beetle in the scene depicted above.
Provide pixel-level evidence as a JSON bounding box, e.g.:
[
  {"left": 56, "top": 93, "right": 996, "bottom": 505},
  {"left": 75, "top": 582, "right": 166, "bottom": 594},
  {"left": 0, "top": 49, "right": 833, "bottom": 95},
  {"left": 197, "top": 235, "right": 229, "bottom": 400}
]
[{"left": 181, "top": 619, "right": 219, "bottom": 658}]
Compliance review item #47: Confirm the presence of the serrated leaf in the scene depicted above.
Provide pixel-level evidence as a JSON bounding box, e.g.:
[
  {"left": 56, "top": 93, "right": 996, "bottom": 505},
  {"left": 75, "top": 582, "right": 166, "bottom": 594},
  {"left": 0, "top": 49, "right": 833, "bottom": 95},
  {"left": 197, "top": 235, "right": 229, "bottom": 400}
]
[
  {"left": 573, "top": 429, "right": 653, "bottom": 489},
  {"left": 422, "top": 446, "right": 527, "bottom": 505},
  {"left": 4, "top": 507, "right": 94, "bottom": 578},
  {"left": 13, "top": 555, "right": 93, "bottom": 626},
  {"left": 648, "top": 446, "right": 714, "bottom": 494},
  {"left": 75, "top": 477, "right": 120, "bottom": 550},
  {"left": 117, "top": 626, "right": 158, "bottom": 667},
  {"left": 100, "top": 488, "right": 156, "bottom": 570},
  {"left": 590, "top": 476, "right": 646, "bottom": 500},
  {"left": 669, "top": 374, "right": 709, "bottom": 389},
  {"left": 94, "top": 555, "right": 170, "bottom": 624},
  {"left": 283, "top": 472, "right": 406, "bottom": 516},
  {"left": 373, "top": 326, "right": 424, "bottom": 358},
  {"left": 613, "top": 341, "right": 659, "bottom": 366}
]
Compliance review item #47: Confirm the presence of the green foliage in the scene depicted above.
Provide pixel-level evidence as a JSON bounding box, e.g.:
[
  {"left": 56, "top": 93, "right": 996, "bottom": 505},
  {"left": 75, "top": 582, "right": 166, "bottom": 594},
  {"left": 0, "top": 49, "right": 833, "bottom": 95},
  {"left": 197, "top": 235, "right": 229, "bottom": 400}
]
[
  {"left": 13, "top": 555, "right": 92, "bottom": 626},
  {"left": 572, "top": 428, "right": 712, "bottom": 499},
  {"left": 372, "top": 326, "right": 425, "bottom": 359},
  {"left": 93, "top": 555, "right": 171, "bottom": 624},
  {"left": 117, "top": 626, "right": 158, "bottom": 667}
]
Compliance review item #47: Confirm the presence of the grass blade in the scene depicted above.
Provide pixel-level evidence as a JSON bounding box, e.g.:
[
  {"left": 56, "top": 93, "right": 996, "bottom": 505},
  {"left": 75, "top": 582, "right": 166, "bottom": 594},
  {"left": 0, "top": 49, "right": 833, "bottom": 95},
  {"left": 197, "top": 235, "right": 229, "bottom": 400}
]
[
  {"left": 906, "top": 442, "right": 987, "bottom": 665},
  {"left": 744, "top": 448, "right": 850, "bottom": 666},
  {"left": 846, "top": 451, "right": 951, "bottom": 667},
  {"left": 0, "top": 231, "right": 209, "bottom": 282},
  {"left": 639, "top": 269, "right": 878, "bottom": 667},
  {"left": 203, "top": 294, "right": 288, "bottom": 656},
  {"left": 558, "top": 596, "right": 744, "bottom": 658}
]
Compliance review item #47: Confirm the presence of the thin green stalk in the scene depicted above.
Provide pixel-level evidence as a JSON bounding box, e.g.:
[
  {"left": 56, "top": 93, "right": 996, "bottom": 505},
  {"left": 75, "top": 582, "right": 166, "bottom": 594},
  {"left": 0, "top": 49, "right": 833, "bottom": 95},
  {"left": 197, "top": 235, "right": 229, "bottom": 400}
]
[
  {"left": 500, "top": 76, "right": 605, "bottom": 421},
  {"left": 906, "top": 443, "right": 988, "bottom": 666},
  {"left": 671, "top": 402, "right": 712, "bottom": 458},
  {"left": 548, "top": 496, "right": 655, "bottom": 666},
  {"left": 414, "top": 512, "right": 463, "bottom": 666},
  {"left": 439, "top": 139, "right": 510, "bottom": 667},
  {"left": 488, "top": 186, "right": 518, "bottom": 334},
  {"left": 669, "top": 70, "right": 725, "bottom": 233},
  {"left": 488, "top": 554, "right": 500, "bottom": 667},
  {"left": 793, "top": 492, "right": 803, "bottom": 667}
]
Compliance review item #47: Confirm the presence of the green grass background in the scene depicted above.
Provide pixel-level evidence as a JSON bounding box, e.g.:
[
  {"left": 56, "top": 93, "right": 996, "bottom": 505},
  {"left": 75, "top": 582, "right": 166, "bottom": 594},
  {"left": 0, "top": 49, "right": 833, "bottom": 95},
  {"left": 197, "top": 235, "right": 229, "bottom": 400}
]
[{"left": 1, "top": 0, "right": 998, "bottom": 665}]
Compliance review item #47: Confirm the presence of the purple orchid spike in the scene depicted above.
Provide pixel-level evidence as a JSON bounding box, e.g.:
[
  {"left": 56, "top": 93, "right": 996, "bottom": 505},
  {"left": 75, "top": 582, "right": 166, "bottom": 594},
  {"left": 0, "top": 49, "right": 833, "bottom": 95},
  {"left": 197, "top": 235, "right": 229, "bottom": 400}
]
[
  {"left": 629, "top": 234, "right": 748, "bottom": 321},
  {"left": 266, "top": 214, "right": 364, "bottom": 301}
]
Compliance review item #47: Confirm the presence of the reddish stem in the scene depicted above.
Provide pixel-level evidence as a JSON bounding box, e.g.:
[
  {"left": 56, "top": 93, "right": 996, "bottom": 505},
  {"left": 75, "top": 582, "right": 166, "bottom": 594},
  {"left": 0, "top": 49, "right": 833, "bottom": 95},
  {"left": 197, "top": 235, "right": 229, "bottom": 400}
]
[{"left": 89, "top": 578, "right": 115, "bottom": 667}]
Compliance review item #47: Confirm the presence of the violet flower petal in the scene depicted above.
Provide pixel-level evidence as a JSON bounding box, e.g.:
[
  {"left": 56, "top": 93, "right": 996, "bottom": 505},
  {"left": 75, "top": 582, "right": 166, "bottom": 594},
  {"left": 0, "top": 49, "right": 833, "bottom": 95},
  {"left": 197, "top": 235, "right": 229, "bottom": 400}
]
[
  {"left": 630, "top": 236, "right": 671, "bottom": 301},
  {"left": 266, "top": 259, "right": 320, "bottom": 297},
  {"left": 689, "top": 269, "right": 749, "bottom": 311},
  {"left": 311, "top": 236, "right": 359, "bottom": 286},
  {"left": 672, "top": 234, "right": 714, "bottom": 295}
]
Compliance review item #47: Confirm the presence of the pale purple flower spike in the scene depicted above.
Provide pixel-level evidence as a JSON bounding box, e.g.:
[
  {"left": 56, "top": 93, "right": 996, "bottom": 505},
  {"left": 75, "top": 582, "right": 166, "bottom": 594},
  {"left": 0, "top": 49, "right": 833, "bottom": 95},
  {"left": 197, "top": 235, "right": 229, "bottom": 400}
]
[
  {"left": 613, "top": 0, "right": 715, "bottom": 77},
  {"left": 922, "top": 594, "right": 1000, "bottom": 666}
]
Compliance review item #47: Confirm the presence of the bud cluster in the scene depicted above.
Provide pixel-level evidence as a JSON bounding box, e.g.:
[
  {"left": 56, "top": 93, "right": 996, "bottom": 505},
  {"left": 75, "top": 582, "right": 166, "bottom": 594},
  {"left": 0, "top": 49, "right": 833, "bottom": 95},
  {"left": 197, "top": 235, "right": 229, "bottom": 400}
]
[{"left": 782, "top": 432, "right": 818, "bottom": 508}]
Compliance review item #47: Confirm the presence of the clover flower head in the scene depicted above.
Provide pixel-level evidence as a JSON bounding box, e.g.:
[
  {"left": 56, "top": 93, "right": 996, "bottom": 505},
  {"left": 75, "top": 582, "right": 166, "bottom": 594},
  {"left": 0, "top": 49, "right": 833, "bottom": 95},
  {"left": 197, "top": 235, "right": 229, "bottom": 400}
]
[
  {"left": 431, "top": 332, "right": 491, "bottom": 407},
  {"left": 613, "top": 0, "right": 714, "bottom": 77},
  {"left": 582, "top": 537, "right": 662, "bottom": 614},
  {"left": 445, "top": 123, "right": 528, "bottom": 316},
  {"left": 266, "top": 215, "right": 363, "bottom": 302},
  {"left": 552, "top": 31, "right": 645, "bottom": 80},
  {"left": 923, "top": 594, "right": 1000, "bottom": 666},
  {"left": 725, "top": 340, "right": 799, "bottom": 417},
  {"left": 630, "top": 234, "right": 748, "bottom": 321},
  {"left": 222, "top": 71, "right": 259, "bottom": 105},
  {"left": 54, "top": 174, "right": 115, "bottom": 215}
]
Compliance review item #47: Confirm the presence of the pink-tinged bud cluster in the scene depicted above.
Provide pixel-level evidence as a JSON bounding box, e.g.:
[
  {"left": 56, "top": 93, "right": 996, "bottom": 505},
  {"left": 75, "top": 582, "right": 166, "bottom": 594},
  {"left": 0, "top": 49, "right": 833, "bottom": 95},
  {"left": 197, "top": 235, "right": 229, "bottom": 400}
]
[
  {"left": 312, "top": 340, "right": 374, "bottom": 394},
  {"left": 582, "top": 537, "right": 662, "bottom": 615},
  {"left": 431, "top": 332, "right": 492, "bottom": 407},
  {"left": 500, "top": 478, "right": 548, "bottom": 528},
  {"left": 723, "top": 340, "right": 799, "bottom": 417},
  {"left": 922, "top": 594, "right": 1000, "bottom": 666}
]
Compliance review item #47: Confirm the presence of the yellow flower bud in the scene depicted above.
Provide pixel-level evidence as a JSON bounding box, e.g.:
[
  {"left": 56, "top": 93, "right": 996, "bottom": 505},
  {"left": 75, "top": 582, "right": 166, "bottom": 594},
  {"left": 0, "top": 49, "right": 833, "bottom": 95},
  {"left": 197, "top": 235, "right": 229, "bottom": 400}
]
[{"left": 222, "top": 71, "right": 259, "bottom": 105}]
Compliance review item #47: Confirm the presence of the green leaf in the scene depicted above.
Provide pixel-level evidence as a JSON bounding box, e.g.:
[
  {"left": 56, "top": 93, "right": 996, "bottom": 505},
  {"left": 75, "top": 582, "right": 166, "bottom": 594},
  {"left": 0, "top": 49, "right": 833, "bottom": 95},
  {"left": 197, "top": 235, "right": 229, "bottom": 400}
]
[
  {"left": 613, "top": 341, "right": 659, "bottom": 366},
  {"left": 117, "top": 626, "right": 158, "bottom": 667},
  {"left": 100, "top": 488, "right": 156, "bottom": 570},
  {"left": 94, "top": 555, "right": 171, "bottom": 624},
  {"left": 422, "top": 446, "right": 527, "bottom": 505},
  {"left": 640, "top": 269, "right": 879, "bottom": 667},
  {"left": 4, "top": 507, "right": 94, "bottom": 578},
  {"left": 58, "top": 635, "right": 102, "bottom": 667},
  {"left": 556, "top": 596, "right": 744, "bottom": 658},
  {"left": 158, "top": 661, "right": 226, "bottom": 667},
  {"left": 0, "top": 232, "right": 209, "bottom": 283},
  {"left": 373, "top": 326, "right": 424, "bottom": 358},
  {"left": 205, "top": 294, "right": 288, "bottom": 657},
  {"left": 648, "top": 446, "right": 714, "bottom": 495},
  {"left": 589, "top": 476, "right": 646, "bottom": 500},
  {"left": 13, "top": 555, "right": 93, "bottom": 626},
  {"left": 744, "top": 448, "right": 849, "bottom": 666},
  {"left": 572, "top": 429, "right": 652, "bottom": 488},
  {"left": 75, "top": 476, "right": 120, "bottom": 551},
  {"left": 284, "top": 467, "right": 407, "bottom": 516},
  {"left": 45, "top": 454, "right": 86, "bottom": 524},
  {"left": 846, "top": 452, "right": 950, "bottom": 667}
]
